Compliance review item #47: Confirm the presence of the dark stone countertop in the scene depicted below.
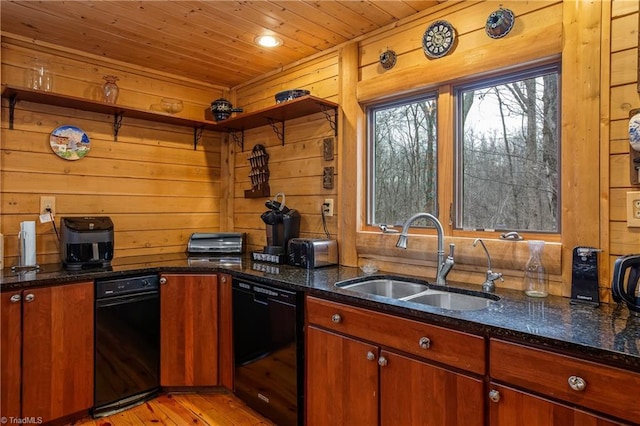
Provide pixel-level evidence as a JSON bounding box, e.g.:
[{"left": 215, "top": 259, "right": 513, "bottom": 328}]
[{"left": 2, "top": 252, "right": 639, "bottom": 372}]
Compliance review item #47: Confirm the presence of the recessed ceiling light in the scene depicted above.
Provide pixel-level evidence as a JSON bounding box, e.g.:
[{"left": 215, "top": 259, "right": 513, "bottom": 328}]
[{"left": 255, "top": 35, "right": 283, "bottom": 47}]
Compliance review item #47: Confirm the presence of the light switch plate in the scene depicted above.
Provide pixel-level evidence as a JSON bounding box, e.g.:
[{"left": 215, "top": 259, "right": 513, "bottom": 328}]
[{"left": 626, "top": 191, "right": 640, "bottom": 227}]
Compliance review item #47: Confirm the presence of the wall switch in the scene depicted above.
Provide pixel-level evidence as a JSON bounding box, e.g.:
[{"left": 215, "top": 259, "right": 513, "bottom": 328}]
[
  {"left": 323, "top": 199, "right": 334, "bottom": 217},
  {"left": 40, "top": 195, "right": 56, "bottom": 216},
  {"left": 626, "top": 191, "right": 640, "bottom": 227}
]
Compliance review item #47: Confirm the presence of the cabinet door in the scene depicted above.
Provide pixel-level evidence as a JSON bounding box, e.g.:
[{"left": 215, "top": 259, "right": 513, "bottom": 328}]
[
  {"left": 1, "top": 292, "right": 22, "bottom": 419},
  {"left": 160, "top": 274, "right": 218, "bottom": 386},
  {"left": 306, "top": 326, "right": 379, "bottom": 425},
  {"left": 22, "top": 282, "right": 94, "bottom": 421},
  {"left": 380, "top": 349, "right": 484, "bottom": 426},
  {"left": 488, "top": 383, "right": 626, "bottom": 426}
]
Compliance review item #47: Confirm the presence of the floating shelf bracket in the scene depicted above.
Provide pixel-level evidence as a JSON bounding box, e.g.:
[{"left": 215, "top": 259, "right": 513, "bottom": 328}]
[
  {"left": 112, "top": 113, "right": 123, "bottom": 141},
  {"left": 193, "top": 127, "right": 204, "bottom": 150},
  {"left": 320, "top": 104, "right": 338, "bottom": 137},
  {"left": 229, "top": 129, "right": 244, "bottom": 151},
  {"left": 266, "top": 117, "right": 285, "bottom": 145},
  {"left": 8, "top": 94, "right": 17, "bottom": 129}
]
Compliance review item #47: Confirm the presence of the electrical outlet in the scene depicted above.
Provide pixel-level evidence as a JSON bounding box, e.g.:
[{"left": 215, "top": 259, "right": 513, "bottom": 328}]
[
  {"left": 40, "top": 195, "right": 56, "bottom": 216},
  {"left": 323, "top": 199, "right": 334, "bottom": 217},
  {"left": 627, "top": 192, "right": 640, "bottom": 227}
]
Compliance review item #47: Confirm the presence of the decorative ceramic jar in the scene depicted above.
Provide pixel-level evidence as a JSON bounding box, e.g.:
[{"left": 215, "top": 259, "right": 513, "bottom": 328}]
[
  {"left": 102, "top": 75, "right": 119, "bottom": 104},
  {"left": 210, "top": 98, "right": 243, "bottom": 121}
]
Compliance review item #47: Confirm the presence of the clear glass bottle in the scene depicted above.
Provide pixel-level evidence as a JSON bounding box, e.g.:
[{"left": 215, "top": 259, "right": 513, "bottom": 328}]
[
  {"left": 523, "top": 240, "right": 549, "bottom": 297},
  {"left": 102, "top": 75, "right": 119, "bottom": 103}
]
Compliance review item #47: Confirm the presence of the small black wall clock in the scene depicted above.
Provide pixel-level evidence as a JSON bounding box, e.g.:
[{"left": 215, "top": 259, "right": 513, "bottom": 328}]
[{"left": 423, "top": 20, "right": 456, "bottom": 59}]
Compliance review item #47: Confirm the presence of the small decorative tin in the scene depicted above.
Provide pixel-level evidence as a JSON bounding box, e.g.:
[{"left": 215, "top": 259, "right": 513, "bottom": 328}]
[
  {"left": 379, "top": 49, "right": 397, "bottom": 70},
  {"left": 485, "top": 8, "right": 515, "bottom": 39}
]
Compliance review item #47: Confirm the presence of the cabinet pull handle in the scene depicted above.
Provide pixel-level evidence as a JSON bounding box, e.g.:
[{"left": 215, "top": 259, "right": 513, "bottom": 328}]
[
  {"left": 488, "top": 389, "right": 501, "bottom": 402},
  {"left": 24, "top": 294, "right": 35, "bottom": 302},
  {"left": 10, "top": 294, "right": 21, "bottom": 303},
  {"left": 568, "top": 375, "right": 586, "bottom": 392},
  {"left": 418, "top": 337, "right": 431, "bottom": 349},
  {"left": 159, "top": 277, "right": 167, "bottom": 285},
  {"left": 331, "top": 313, "right": 342, "bottom": 323},
  {"left": 378, "top": 356, "right": 388, "bottom": 367},
  {"left": 367, "top": 351, "right": 375, "bottom": 361}
]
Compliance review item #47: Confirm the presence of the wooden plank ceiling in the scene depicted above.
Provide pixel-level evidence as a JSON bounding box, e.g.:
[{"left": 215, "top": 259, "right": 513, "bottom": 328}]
[{"left": 0, "top": 0, "right": 440, "bottom": 88}]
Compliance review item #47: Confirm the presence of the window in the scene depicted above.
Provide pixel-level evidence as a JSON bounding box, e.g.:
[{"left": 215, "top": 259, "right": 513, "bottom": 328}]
[
  {"left": 367, "top": 94, "right": 438, "bottom": 227},
  {"left": 455, "top": 64, "right": 560, "bottom": 233}
]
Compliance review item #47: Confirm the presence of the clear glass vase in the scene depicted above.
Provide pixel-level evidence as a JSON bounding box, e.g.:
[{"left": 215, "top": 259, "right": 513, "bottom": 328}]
[
  {"left": 102, "top": 75, "right": 119, "bottom": 103},
  {"left": 26, "top": 59, "right": 53, "bottom": 91},
  {"left": 523, "top": 240, "right": 549, "bottom": 297}
]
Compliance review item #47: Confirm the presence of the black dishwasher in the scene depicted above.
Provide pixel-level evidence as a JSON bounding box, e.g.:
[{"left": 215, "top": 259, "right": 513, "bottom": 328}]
[
  {"left": 93, "top": 274, "right": 160, "bottom": 417},
  {"left": 232, "top": 278, "right": 304, "bottom": 426}
]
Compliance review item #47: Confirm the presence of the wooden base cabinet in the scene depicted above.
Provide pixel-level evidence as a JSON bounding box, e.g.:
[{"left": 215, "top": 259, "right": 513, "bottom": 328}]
[
  {"left": 490, "top": 339, "right": 639, "bottom": 425},
  {"left": 160, "top": 273, "right": 218, "bottom": 387},
  {"left": 488, "top": 384, "right": 626, "bottom": 426},
  {"left": 1, "top": 282, "right": 94, "bottom": 423},
  {"left": 306, "top": 296, "right": 485, "bottom": 426}
]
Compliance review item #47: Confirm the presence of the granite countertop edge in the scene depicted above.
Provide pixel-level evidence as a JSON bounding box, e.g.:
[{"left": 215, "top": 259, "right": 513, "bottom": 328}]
[{"left": 2, "top": 253, "right": 639, "bottom": 371}]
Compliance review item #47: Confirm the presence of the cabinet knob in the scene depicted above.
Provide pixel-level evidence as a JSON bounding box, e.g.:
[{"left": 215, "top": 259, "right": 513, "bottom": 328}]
[
  {"left": 367, "top": 351, "right": 375, "bottom": 361},
  {"left": 331, "top": 313, "right": 342, "bottom": 323},
  {"left": 24, "top": 293, "right": 35, "bottom": 302},
  {"left": 220, "top": 275, "right": 228, "bottom": 283},
  {"left": 378, "top": 356, "right": 388, "bottom": 367},
  {"left": 10, "top": 294, "right": 21, "bottom": 303},
  {"left": 568, "top": 375, "right": 586, "bottom": 392},
  {"left": 418, "top": 336, "right": 431, "bottom": 349},
  {"left": 159, "top": 277, "right": 167, "bottom": 285},
  {"left": 488, "top": 389, "right": 501, "bottom": 403}
]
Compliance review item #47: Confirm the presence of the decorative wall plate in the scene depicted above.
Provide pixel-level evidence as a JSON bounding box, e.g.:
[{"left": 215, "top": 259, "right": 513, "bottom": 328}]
[
  {"left": 379, "top": 49, "right": 397, "bottom": 70},
  {"left": 423, "top": 20, "right": 456, "bottom": 59},
  {"left": 49, "top": 125, "right": 91, "bottom": 160},
  {"left": 486, "top": 8, "right": 515, "bottom": 39}
]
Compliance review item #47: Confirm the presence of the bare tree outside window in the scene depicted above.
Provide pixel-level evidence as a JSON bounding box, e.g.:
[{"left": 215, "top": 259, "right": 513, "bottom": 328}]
[
  {"left": 456, "top": 65, "right": 560, "bottom": 232},
  {"left": 368, "top": 94, "right": 438, "bottom": 227}
]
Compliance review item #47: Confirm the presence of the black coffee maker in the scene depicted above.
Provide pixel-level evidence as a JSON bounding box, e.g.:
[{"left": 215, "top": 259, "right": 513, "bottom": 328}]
[
  {"left": 260, "top": 193, "right": 300, "bottom": 256},
  {"left": 612, "top": 254, "right": 640, "bottom": 315}
]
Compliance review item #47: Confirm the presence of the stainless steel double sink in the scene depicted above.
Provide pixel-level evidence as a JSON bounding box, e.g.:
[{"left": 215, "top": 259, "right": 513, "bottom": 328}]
[{"left": 335, "top": 278, "right": 499, "bottom": 311}]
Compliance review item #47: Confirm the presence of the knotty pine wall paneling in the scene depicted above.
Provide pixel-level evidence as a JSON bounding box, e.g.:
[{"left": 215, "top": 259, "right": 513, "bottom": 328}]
[
  {"left": 1, "top": 37, "right": 225, "bottom": 266},
  {"left": 232, "top": 52, "right": 340, "bottom": 254},
  {"left": 608, "top": 1, "right": 640, "bottom": 295}
]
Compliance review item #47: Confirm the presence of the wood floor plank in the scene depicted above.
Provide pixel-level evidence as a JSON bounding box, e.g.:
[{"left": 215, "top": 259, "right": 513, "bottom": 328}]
[
  {"left": 69, "top": 392, "right": 272, "bottom": 426},
  {"left": 178, "top": 393, "right": 276, "bottom": 426}
]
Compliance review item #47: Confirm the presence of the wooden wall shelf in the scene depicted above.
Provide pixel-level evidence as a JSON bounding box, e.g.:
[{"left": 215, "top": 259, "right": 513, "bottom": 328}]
[
  {"left": 212, "top": 95, "right": 339, "bottom": 150},
  {"left": 1, "top": 85, "right": 218, "bottom": 148},
  {"left": 1, "top": 86, "right": 339, "bottom": 151}
]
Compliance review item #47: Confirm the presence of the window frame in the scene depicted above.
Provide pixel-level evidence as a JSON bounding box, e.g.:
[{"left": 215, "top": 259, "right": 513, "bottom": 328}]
[
  {"left": 366, "top": 91, "right": 440, "bottom": 228},
  {"left": 453, "top": 62, "right": 562, "bottom": 234}
]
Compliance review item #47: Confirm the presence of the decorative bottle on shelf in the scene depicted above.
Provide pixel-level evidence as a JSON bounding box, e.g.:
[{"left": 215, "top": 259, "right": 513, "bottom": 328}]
[
  {"left": 102, "top": 75, "right": 119, "bottom": 103},
  {"left": 523, "top": 240, "right": 549, "bottom": 297}
]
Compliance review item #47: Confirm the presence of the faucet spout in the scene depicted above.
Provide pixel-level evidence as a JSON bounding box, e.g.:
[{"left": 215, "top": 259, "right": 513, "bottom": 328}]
[
  {"left": 396, "top": 212, "right": 452, "bottom": 285},
  {"left": 473, "top": 238, "right": 503, "bottom": 292}
]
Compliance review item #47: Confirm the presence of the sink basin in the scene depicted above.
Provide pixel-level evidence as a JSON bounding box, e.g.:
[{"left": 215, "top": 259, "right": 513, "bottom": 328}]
[
  {"left": 337, "top": 279, "right": 429, "bottom": 298},
  {"left": 335, "top": 276, "right": 499, "bottom": 312},
  {"left": 404, "top": 291, "right": 497, "bottom": 311}
]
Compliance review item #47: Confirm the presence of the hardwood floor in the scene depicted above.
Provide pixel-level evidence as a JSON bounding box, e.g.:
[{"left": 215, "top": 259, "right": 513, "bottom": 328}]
[{"left": 70, "top": 392, "right": 275, "bottom": 426}]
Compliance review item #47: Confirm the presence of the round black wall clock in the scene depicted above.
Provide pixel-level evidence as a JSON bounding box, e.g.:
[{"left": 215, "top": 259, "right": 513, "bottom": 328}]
[{"left": 422, "top": 20, "right": 456, "bottom": 59}]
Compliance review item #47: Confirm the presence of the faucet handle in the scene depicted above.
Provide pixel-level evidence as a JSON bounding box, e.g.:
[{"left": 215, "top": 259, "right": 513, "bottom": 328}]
[{"left": 448, "top": 243, "right": 455, "bottom": 258}]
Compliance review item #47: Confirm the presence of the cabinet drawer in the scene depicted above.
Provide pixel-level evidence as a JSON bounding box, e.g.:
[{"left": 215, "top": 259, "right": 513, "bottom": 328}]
[
  {"left": 490, "top": 339, "right": 640, "bottom": 424},
  {"left": 306, "top": 296, "right": 485, "bottom": 374}
]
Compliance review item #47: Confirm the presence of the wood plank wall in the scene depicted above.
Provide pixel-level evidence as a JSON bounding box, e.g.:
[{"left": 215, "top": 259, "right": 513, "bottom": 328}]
[
  {"left": 1, "top": 36, "right": 225, "bottom": 266},
  {"left": 231, "top": 53, "right": 340, "bottom": 253},
  {"left": 609, "top": 1, "right": 640, "bottom": 276}
]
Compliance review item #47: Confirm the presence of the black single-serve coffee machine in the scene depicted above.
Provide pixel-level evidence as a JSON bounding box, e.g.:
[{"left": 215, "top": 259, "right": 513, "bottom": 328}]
[{"left": 253, "top": 193, "right": 300, "bottom": 264}]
